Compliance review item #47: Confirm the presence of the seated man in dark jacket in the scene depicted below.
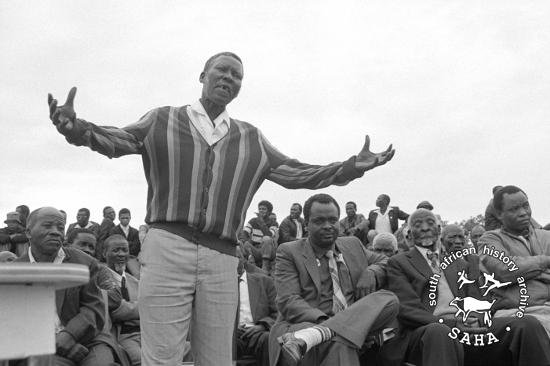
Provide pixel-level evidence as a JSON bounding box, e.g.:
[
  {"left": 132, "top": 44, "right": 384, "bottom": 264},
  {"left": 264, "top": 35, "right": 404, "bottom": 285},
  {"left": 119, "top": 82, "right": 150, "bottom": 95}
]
[
  {"left": 17, "top": 207, "right": 117, "bottom": 366},
  {"left": 278, "top": 203, "right": 306, "bottom": 245},
  {"left": 271, "top": 193, "right": 398, "bottom": 366}
]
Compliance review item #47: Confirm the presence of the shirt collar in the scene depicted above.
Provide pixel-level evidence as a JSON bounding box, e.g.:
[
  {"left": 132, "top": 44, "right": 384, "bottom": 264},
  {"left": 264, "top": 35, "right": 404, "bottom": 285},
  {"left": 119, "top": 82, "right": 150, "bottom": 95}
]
[
  {"left": 190, "top": 100, "right": 231, "bottom": 128},
  {"left": 28, "top": 246, "right": 66, "bottom": 264},
  {"left": 416, "top": 245, "right": 440, "bottom": 259},
  {"left": 108, "top": 267, "right": 126, "bottom": 281},
  {"left": 239, "top": 270, "right": 247, "bottom": 283}
]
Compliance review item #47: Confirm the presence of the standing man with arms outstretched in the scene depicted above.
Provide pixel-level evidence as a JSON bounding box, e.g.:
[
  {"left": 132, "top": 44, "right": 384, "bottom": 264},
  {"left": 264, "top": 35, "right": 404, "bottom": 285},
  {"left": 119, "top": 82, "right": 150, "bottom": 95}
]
[{"left": 47, "top": 52, "right": 395, "bottom": 366}]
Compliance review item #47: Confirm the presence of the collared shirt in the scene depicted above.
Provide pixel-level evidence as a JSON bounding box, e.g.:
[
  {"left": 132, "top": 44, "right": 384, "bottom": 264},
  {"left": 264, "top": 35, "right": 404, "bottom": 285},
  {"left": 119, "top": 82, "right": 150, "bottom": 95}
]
[
  {"left": 107, "top": 267, "right": 126, "bottom": 287},
  {"left": 238, "top": 271, "right": 254, "bottom": 327},
  {"left": 293, "top": 219, "right": 303, "bottom": 239},
  {"left": 374, "top": 209, "right": 392, "bottom": 234},
  {"left": 415, "top": 246, "right": 456, "bottom": 317},
  {"left": 187, "top": 100, "right": 230, "bottom": 146},
  {"left": 28, "top": 247, "right": 66, "bottom": 333},
  {"left": 75, "top": 222, "right": 95, "bottom": 230},
  {"left": 120, "top": 224, "right": 130, "bottom": 238}
]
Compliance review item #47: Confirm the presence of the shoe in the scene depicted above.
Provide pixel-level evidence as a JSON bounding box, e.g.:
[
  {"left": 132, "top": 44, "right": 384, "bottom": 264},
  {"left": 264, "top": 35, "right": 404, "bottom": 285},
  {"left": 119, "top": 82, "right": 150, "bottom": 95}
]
[{"left": 277, "top": 332, "right": 306, "bottom": 366}]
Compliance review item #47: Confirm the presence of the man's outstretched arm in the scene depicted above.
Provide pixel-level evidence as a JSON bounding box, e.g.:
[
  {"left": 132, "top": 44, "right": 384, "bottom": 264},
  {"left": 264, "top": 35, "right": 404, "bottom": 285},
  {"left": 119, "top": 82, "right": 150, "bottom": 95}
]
[
  {"left": 47, "top": 87, "right": 152, "bottom": 158},
  {"left": 264, "top": 133, "right": 395, "bottom": 189}
]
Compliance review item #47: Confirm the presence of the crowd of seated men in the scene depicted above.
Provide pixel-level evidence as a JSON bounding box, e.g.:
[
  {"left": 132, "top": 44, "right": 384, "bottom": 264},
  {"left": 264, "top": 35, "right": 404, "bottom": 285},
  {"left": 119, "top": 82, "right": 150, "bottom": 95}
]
[{"left": 2, "top": 185, "right": 550, "bottom": 366}]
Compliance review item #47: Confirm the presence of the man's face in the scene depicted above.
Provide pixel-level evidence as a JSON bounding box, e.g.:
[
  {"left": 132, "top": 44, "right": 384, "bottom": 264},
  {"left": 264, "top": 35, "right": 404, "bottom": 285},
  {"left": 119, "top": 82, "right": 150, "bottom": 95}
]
[
  {"left": 105, "top": 238, "right": 130, "bottom": 273},
  {"left": 376, "top": 195, "right": 388, "bottom": 208},
  {"left": 345, "top": 203, "right": 356, "bottom": 218},
  {"left": 104, "top": 207, "right": 116, "bottom": 221},
  {"left": 27, "top": 208, "right": 65, "bottom": 258},
  {"left": 72, "top": 233, "right": 97, "bottom": 257},
  {"left": 442, "top": 226, "right": 466, "bottom": 253},
  {"left": 258, "top": 205, "right": 269, "bottom": 219},
  {"left": 373, "top": 242, "right": 397, "bottom": 257},
  {"left": 290, "top": 204, "right": 301, "bottom": 219},
  {"left": 119, "top": 213, "right": 131, "bottom": 227},
  {"left": 498, "top": 191, "right": 531, "bottom": 233},
  {"left": 76, "top": 210, "right": 89, "bottom": 226},
  {"left": 408, "top": 209, "right": 440, "bottom": 248},
  {"left": 200, "top": 55, "right": 243, "bottom": 108},
  {"left": 307, "top": 202, "right": 340, "bottom": 249}
]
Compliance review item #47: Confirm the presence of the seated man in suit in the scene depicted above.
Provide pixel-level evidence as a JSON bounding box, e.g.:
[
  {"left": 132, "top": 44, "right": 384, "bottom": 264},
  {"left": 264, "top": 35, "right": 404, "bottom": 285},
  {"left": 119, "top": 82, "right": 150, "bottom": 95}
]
[
  {"left": 278, "top": 203, "right": 307, "bottom": 245},
  {"left": 17, "top": 207, "right": 117, "bottom": 366},
  {"left": 109, "top": 208, "right": 140, "bottom": 278},
  {"left": 270, "top": 193, "right": 399, "bottom": 366},
  {"left": 236, "top": 246, "right": 277, "bottom": 366},
  {"left": 101, "top": 234, "right": 141, "bottom": 366},
  {"left": 385, "top": 208, "right": 550, "bottom": 366}
]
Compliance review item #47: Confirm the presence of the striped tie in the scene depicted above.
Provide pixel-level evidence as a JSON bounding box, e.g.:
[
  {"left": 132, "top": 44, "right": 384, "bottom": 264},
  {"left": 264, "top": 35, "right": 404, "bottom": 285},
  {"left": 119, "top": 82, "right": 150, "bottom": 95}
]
[
  {"left": 326, "top": 250, "right": 348, "bottom": 314},
  {"left": 427, "top": 250, "right": 440, "bottom": 273}
]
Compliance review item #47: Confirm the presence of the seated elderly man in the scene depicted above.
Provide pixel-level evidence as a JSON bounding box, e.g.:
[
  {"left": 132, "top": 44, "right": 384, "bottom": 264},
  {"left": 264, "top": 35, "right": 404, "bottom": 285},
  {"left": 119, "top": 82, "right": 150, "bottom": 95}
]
[
  {"left": 16, "top": 207, "right": 119, "bottom": 366},
  {"left": 372, "top": 232, "right": 398, "bottom": 258},
  {"left": 270, "top": 193, "right": 398, "bottom": 366},
  {"left": 384, "top": 208, "right": 550, "bottom": 366},
  {"left": 100, "top": 234, "right": 141, "bottom": 366},
  {"left": 479, "top": 185, "right": 550, "bottom": 336}
]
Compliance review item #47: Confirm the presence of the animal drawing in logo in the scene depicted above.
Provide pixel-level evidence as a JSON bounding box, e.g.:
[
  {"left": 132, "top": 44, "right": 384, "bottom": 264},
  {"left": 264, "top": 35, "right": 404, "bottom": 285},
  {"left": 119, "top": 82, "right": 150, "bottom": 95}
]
[
  {"left": 479, "top": 272, "right": 512, "bottom": 297},
  {"left": 449, "top": 296, "right": 497, "bottom": 327}
]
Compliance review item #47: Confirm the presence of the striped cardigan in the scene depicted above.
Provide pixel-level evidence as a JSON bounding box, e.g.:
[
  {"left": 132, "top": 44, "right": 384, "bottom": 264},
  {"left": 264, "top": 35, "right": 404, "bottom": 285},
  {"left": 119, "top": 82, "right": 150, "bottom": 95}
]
[{"left": 66, "top": 105, "right": 364, "bottom": 249}]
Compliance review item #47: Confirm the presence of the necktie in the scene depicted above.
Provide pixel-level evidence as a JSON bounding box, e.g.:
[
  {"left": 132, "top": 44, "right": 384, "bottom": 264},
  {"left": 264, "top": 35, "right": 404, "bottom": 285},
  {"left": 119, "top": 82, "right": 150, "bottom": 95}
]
[
  {"left": 326, "top": 250, "right": 348, "bottom": 314},
  {"left": 121, "top": 276, "right": 130, "bottom": 301},
  {"left": 426, "top": 250, "right": 440, "bottom": 273}
]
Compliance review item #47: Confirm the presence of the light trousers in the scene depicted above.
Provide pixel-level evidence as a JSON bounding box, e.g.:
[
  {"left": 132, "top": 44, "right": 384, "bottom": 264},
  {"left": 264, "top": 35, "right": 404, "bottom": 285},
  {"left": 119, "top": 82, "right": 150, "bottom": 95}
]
[{"left": 138, "top": 228, "right": 238, "bottom": 366}]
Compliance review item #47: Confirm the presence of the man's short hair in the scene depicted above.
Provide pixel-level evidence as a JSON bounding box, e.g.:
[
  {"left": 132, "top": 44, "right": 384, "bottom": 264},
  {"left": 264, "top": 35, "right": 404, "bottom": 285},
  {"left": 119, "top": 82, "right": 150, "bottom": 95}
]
[
  {"left": 118, "top": 208, "right": 131, "bottom": 216},
  {"left": 203, "top": 52, "right": 242, "bottom": 72},
  {"left": 16, "top": 205, "right": 30, "bottom": 218},
  {"left": 78, "top": 208, "right": 90, "bottom": 217},
  {"left": 345, "top": 201, "right": 357, "bottom": 209},
  {"left": 379, "top": 194, "right": 391, "bottom": 204},
  {"left": 67, "top": 228, "right": 96, "bottom": 244},
  {"left": 303, "top": 193, "right": 340, "bottom": 224},
  {"left": 258, "top": 200, "right": 273, "bottom": 214},
  {"left": 104, "top": 234, "right": 128, "bottom": 250},
  {"left": 493, "top": 185, "right": 527, "bottom": 212},
  {"left": 492, "top": 185, "right": 503, "bottom": 195},
  {"left": 103, "top": 206, "right": 113, "bottom": 215},
  {"left": 292, "top": 203, "right": 302, "bottom": 212}
]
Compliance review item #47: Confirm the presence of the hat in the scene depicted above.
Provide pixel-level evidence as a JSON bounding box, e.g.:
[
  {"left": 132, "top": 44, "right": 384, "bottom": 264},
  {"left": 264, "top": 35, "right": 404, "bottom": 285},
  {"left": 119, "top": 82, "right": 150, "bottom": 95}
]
[
  {"left": 416, "top": 201, "right": 434, "bottom": 211},
  {"left": 4, "top": 212, "right": 22, "bottom": 225}
]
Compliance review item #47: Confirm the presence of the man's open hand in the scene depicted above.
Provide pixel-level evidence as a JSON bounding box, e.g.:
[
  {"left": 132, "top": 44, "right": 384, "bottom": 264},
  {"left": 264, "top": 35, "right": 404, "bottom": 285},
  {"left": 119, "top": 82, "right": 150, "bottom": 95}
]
[
  {"left": 48, "top": 87, "right": 77, "bottom": 134},
  {"left": 355, "top": 135, "right": 395, "bottom": 172}
]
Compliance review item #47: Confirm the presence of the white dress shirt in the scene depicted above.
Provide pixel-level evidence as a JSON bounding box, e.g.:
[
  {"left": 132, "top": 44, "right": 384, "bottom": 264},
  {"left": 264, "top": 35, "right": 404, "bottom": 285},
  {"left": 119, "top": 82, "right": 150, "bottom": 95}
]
[
  {"left": 187, "top": 100, "right": 230, "bottom": 146},
  {"left": 238, "top": 271, "right": 254, "bottom": 327},
  {"left": 374, "top": 209, "right": 392, "bottom": 233}
]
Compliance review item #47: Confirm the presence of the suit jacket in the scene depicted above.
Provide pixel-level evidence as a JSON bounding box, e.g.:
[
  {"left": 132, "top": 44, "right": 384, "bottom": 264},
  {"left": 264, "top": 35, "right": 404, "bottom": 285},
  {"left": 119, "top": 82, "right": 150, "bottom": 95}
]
[
  {"left": 17, "top": 247, "right": 105, "bottom": 346},
  {"left": 368, "top": 206, "right": 409, "bottom": 233},
  {"left": 109, "top": 224, "right": 141, "bottom": 256},
  {"left": 278, "top": 216, "right": 306, "bottom": 244},
  {"left": 274, "top": 236, "right": 387, "bottom": 325},
  {"left": 241, "top": 271, "right": 278, "bottom": 329},
  {"left": 385, "top": 247, "right": 479, "bottom": 330}
]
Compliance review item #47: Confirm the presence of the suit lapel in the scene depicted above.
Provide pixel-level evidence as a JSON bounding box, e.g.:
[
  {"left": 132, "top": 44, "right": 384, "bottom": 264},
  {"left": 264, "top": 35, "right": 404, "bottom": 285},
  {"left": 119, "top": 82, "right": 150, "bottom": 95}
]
[
  {"left": 301, "top": 240, "right": 321, "bottom": 292},
  {"left": 247, "top": 273, "right": 260, "bottom": 321},
  {"left": 408, "top": 247, "right": 434, "bottom": 280}
]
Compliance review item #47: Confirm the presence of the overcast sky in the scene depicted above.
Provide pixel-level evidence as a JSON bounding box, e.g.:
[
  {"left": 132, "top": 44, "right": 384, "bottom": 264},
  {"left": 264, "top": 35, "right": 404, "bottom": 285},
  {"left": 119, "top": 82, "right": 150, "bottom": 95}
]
[{"left": 1, "top": 1, "right": 549, "bottom": 229}]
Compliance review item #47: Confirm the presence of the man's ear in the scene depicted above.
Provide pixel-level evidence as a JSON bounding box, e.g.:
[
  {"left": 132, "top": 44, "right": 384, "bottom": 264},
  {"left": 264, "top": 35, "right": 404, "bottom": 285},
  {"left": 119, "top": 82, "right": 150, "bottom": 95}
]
[
  {"left": 25, "top": 227, "right": 31, "bottom": 240},
  {"left": 199, "top": 71, "right": 205, "bottom": 83}
]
